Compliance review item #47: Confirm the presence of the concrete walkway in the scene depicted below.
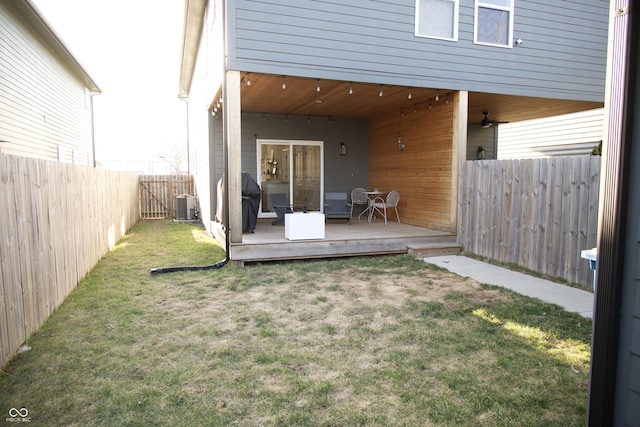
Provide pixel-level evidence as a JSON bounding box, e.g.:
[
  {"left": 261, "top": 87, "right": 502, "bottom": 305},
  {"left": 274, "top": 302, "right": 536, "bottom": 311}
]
[{"left": 424, "top": 255, "right": 594, "bottom": 319}]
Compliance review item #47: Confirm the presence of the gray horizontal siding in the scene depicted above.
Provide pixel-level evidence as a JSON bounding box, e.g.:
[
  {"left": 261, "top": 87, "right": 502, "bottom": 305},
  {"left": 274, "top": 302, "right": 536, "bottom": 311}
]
[
  {"left": 228, "top": 0, "right": 608, "bottom": 102},
  {"left": 467, "top": 126, "right": 496, "bottom": 160},
  {"left": 0, "top": 3, "right": 93, "bottom": 163},
  {"left": 241, "top": 112, "right": 369, "bottom": 192}
]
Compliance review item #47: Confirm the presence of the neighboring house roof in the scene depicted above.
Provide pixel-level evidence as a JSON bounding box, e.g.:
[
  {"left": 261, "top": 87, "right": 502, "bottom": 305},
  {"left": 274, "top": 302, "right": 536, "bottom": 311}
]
[
  {"left": 10, "top": 0, "right": 101, "bottom": 93},
  {"left": 179, "top": 0, "right": 207, "bottom": 98}
]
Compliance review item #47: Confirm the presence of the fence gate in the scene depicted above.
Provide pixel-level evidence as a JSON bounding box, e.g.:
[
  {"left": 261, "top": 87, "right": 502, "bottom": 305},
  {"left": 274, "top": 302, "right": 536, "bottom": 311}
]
[{"left": 139, "top": 175, "right": 194, "bottom": 219}]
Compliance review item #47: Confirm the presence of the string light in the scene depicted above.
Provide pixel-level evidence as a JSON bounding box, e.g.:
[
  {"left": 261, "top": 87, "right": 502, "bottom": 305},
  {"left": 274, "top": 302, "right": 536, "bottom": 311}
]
[
  {"left": 263, "top": 77, "right": 451, "bottom": 116},
  {"left": 246, "top": 73, "right": 251, "bottom": 86}
]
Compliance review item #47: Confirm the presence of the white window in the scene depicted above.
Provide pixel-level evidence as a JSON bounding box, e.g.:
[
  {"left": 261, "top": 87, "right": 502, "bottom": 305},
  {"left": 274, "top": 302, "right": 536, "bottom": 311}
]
[
  {"left": 415, "top": 0, "right": 459, "bottom": 41},
  {"left": 474, "top": 0, "right": 514, "bottom": 48}
]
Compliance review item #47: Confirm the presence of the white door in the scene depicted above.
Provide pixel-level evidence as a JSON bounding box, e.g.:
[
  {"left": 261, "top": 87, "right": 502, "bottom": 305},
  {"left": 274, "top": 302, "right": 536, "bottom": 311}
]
[{"left": 257, "top": 139, "right": 324, "bottom": 217}]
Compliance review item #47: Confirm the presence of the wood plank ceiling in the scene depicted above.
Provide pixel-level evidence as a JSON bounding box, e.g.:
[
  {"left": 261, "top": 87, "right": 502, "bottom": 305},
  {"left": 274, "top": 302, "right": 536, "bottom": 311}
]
[{"left": 239, "top": 73, "right": 603, "bottom": 126}]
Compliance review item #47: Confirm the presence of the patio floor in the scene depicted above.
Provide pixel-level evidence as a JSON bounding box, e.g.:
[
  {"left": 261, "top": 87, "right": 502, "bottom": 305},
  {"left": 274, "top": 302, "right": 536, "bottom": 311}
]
[{"left": 228, "top": 217, "right": 459, "bottom": 265}]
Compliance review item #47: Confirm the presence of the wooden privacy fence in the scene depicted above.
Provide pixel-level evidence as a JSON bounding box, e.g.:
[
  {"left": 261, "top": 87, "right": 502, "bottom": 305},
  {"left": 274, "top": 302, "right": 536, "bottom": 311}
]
[
  {"left": 458, "top": 156, "right": 600, "bottom": 289},
  {"left": 0, "top": 154, "right": 140, "bottom": 368},
  {"left": 139, "top": 175, "right": 194, "bottom": 219}
]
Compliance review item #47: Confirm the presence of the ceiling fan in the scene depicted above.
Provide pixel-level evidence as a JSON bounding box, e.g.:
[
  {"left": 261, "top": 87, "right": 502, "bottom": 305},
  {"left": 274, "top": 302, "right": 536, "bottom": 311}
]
[{"left": 480, "top": 111, "right": 509, "bottom": 128}]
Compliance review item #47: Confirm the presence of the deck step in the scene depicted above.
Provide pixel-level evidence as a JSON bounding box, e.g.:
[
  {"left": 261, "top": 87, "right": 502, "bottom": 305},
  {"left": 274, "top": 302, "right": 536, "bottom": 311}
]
[{"left": 407, "top": 243, "right": 461, "bottom": 258}]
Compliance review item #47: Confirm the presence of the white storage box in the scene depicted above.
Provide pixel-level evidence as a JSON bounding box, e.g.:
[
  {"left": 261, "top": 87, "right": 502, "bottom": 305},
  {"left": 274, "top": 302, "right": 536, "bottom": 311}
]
[{"left": 285, "top": 212, "right": 325, "bottom": 240}]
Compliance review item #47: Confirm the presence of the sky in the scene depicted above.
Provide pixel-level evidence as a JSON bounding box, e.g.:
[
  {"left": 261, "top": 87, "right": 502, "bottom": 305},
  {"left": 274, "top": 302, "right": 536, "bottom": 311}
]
[{"left": 30, "top": 0, "right": 187, "bottom": 168}]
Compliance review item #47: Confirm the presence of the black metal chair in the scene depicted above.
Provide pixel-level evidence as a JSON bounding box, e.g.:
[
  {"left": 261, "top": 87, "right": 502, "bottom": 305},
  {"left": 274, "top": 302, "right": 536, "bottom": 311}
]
[{"left": 270, "top": 193, "right": 307, "bottom": 225}]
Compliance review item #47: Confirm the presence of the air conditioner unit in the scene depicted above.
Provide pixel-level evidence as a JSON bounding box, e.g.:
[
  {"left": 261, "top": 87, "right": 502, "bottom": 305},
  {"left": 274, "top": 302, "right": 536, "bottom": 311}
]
[{"left": 176, "top": 195, "right": 196, "bottom": 220}]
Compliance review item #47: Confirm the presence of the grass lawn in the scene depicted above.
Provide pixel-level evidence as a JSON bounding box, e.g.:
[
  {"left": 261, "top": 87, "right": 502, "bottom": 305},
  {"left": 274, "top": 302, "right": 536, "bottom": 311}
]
[{"left": 0, "top": 220, "right": 592, "bottom": 426}]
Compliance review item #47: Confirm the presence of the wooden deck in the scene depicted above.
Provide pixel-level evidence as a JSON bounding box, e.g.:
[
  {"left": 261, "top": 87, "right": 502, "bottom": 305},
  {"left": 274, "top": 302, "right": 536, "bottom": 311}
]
[{"left": 228, "top": 217, "right": 459, "bottom": 265}]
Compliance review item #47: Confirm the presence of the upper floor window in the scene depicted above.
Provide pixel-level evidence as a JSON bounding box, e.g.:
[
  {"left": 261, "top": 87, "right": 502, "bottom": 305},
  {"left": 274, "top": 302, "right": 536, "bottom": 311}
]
[
  {"left": 474, "top": 0, "right": 514, "bottom": 48},
  {"left": 415, "top": 0, "right": 459, "bottom": 41}
]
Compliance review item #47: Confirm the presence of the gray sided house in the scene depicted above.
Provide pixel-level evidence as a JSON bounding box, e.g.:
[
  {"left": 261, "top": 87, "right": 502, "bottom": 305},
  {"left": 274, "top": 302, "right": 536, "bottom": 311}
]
[
  {"left": 0, "top": 0, "right": 100, "bottom": 165},
  {"left": 179, "top": 0, "right": 608, "bottom": 263}
]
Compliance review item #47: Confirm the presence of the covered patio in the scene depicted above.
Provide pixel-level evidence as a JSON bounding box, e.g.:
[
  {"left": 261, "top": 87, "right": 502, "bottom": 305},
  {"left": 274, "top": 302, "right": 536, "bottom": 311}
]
[{"left": 207, "top": 72, "right": 601, "bottom": 264}]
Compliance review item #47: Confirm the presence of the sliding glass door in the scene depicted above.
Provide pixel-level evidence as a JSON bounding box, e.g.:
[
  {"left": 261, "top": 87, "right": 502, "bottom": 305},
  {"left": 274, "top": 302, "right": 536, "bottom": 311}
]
[{"left": 257, "top": 140, "right": 323, "bottom": 217}]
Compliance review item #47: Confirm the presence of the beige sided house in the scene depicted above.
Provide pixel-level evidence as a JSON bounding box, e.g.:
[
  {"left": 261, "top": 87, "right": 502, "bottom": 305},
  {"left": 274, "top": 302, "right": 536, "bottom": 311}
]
[{"left": 0, "top": 0, "right": 100, "bottom": 165}]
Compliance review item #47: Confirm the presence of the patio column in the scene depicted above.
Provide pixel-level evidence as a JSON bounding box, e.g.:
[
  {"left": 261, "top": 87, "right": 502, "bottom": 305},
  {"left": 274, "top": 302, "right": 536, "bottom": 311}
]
[
  {"left": 451, "top": 90, "right": 468, "bottom": 234},
  {"left": 225, "top": 70, "right": 242, "bottom": 243}
]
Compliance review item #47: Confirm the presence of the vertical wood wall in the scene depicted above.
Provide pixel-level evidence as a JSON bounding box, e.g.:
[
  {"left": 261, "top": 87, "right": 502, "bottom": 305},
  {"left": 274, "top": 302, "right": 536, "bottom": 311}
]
[
  {"left": 458, "top": 156, "right": 600, "bottom": 288},
  {"left": 369, "top": 99, "right": 454, "bottom": 232},
  {"left": 0, "top": 154, "right": 140, "bottom": 368}
]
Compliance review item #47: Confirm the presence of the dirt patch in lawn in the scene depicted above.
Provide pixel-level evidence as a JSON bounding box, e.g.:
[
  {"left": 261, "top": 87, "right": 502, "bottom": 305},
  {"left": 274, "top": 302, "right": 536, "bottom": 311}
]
[{"left": 1, "top": 221, "right": 591, "bottom": 427}]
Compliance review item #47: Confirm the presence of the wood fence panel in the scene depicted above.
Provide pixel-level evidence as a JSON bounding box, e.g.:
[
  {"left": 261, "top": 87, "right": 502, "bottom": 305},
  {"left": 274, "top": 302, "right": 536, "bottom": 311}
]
[
  {"left": 458, "top": 156, "right": 600, "bottom": 289},
  {"left": 17, "top": 157, "right": 38, "bottom": 336},
  {"left": 574, "top": 158, "right": 591, "bottom": 284},
  {"left": 508, "top": 160, "right": 521, "bottom": 264},
  {"left": 540, "top": 158, "right": 554, "bottom": 275},
  {"left": 488, "top": 161, "right": 501, "bottom": 259},
  {"left": 586, "top": 156, "right": 601, "bottom": 289},
  {"left": 139, "top": 175, "right": 194, "bottom": 219},
  {"left": 0, "top": 153, "right": 140, "bottom": 369},
  {"left": 0, "top": 156, "right": 24, "bottom": 367},
  {"left": 519, "top": 159, "right": 533, "bottom": 269},
  {"left": 550, "top": 158, "right": 564, "bottom": 278},
  {"left": 499, "top": 161, "right": 511, "bottom": 261},
  {"left": 533, "top": 158, "right": 548, "bottom": 274}
]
